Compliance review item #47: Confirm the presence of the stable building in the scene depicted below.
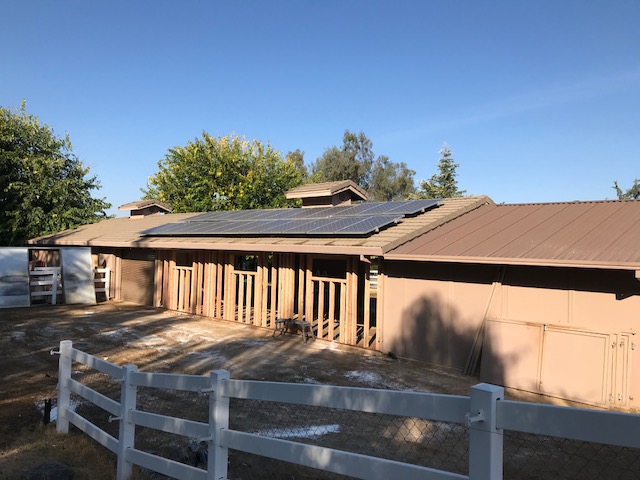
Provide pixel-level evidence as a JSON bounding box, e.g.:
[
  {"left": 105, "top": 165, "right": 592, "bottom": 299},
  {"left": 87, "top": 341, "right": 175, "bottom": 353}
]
[{"left": 25, "top": 182, "right": 640, "bottom": 410}]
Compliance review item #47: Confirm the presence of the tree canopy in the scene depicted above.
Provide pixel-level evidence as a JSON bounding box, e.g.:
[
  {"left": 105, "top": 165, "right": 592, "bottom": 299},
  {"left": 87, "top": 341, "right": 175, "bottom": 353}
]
[
  {"left": 144, "top": 133, "right": 306, "bottom": 212},
  {"left": 310, "top": 130, "right": 415, "bottom": 201},
  {"left": 0, "top": 103, "right": 111, "bottom": 245},
  {"left": 415, "top": 144, "right": 466, "bottom": 199},
  {"left": 613, "top": 180, "right": 640, "bottom": 200}
]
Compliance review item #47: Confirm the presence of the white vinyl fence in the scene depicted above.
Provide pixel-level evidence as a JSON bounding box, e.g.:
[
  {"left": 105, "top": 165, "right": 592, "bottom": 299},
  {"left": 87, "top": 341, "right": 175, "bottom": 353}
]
[{"left": 53, "top": 340, "right": 640, "bottom": 480}]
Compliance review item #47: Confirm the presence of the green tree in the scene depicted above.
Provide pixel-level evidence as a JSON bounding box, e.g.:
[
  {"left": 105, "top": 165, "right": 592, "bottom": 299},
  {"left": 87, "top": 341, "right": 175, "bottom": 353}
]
[
  {"left": 311, "top": 129, "right": 415, "bottom": 200},
  {"left": 370, "top": 155, "right": 416, "bottom": 201},
  {"left": 416, "top": 144, "right": 466, "bottom": 199},
  {"left": 0, "top": 102, "right": 111, "bottom": 245},
  {"left": 144, "top": 133, "right": 305, "bottom": 212},
  {"left": 286, "top": 149, "right": 308, "bottom": 179},
  {"left": 613, "top": 179, "right": 640, "bottom": 200},
  {"left": 311, "top": 130, "right": 374, "bottom": 189}
]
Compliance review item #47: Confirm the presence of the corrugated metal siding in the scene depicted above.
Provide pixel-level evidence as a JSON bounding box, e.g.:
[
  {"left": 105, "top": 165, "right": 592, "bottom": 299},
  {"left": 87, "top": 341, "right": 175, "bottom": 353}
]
[
  {"left": 121, "top": 251, "right": 156, "bottom": 306},
  {"left": 387, "top": 200, "right": 640, "bottom": 268}
]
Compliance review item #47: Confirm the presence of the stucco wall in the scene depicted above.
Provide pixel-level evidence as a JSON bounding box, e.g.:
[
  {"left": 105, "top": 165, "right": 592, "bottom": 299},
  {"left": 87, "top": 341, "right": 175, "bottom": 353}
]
[
  {"left": 383, "top": 261, "right": 640, "bottom": 409},
  {"left": 382, "top": 261, "right": 498, "bottom": 370}
]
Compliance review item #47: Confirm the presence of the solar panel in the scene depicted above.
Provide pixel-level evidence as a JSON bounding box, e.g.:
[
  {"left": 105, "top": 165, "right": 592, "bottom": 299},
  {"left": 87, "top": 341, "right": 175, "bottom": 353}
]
[{"left": 142, "top": 199, "right": 441, "bottom": 237}]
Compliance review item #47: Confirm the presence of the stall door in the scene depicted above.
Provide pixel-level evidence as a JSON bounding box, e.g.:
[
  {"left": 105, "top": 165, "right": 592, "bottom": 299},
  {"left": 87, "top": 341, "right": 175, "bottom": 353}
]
[
  {"left": 121, "top": 251, "right": 156, "bottom": 306},
  {"left": 539, "top": 327, "right": 612, "bottom": 406}
]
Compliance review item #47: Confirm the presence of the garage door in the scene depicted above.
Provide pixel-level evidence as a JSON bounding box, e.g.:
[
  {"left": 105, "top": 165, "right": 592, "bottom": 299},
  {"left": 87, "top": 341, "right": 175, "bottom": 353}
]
[{"left": 121, "top": 252, "right": 156, "bottom": 306}]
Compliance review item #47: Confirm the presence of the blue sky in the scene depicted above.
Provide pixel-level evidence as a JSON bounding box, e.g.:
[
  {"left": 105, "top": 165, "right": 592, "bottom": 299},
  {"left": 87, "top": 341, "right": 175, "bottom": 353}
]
[{"left": 2, "top": 1, "right": 639, "bottom": 216}]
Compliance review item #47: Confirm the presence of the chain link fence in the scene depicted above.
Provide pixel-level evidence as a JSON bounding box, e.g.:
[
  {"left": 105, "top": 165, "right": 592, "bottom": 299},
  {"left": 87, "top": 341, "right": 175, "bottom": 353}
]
[
  {"left": 503, "top": 431, "right": 640, "bottom": 480},
  {"left": 65, "top": 365, "right": 640, "bottom": 479}
]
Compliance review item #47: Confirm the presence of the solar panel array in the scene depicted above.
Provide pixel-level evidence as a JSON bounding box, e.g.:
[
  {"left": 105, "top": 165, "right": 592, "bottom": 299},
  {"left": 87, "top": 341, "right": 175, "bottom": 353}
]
[{"left": 142, "top": 199, "right": 440, "bottom": 237}]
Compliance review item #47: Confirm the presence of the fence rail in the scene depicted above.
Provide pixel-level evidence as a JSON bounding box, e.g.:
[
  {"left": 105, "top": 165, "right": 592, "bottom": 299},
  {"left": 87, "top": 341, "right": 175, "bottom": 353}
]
[{"left": 53, "top": 340, "right": 640, "bottom": 479}]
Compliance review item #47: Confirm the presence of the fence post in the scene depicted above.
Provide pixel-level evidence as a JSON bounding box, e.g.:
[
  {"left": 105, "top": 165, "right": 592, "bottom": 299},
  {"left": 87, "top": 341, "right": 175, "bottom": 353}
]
[
  {"left": 207, "top": 370, "right": 230, "bottom": 480},
  {"left": 56, "top": 340, "right": 73, "bottom": 434},
  {"left": 468, "top": 383, "right": 504, "bottom": 480},
  {"left": 116, "top": 364, "right": 138, "bottom": 480}
]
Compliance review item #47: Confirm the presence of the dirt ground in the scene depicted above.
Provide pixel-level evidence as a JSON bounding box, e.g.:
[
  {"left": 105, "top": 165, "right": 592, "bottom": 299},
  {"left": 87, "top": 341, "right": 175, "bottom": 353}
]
[{"left": 0, "top": 301, "right": 584, "bottom": 479}]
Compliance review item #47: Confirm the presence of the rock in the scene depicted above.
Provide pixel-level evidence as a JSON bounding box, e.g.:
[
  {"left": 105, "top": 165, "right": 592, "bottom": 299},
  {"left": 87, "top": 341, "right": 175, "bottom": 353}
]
[{"left": 21, "top": 461, "right": 74, "bottom": 480}]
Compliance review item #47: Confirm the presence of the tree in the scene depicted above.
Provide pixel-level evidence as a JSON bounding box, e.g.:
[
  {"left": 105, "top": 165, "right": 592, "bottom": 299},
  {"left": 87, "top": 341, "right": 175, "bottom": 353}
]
[
  {"left": 613, "top": 180, "right": 640, "bottom": 200},
  {"left": 0, "top": 102, "right": 111, "bottom": 245},
  {"left": 370, "top": 155, "right": 416, "bottom": 201},
  {"left": 311, "top": 129, "right": 415, "bottom": 200},
  {"left": 144, "top": 133, "right": 305, "bottom": 212},
  {"left": 311, "top": 130, "right": 374, "bottom": 190},
  {"left": 286, "top": 149, "right": 308, "bottom": 179},
  {"left": 416, "top": 144, "right": 466, "bottom": 199}
]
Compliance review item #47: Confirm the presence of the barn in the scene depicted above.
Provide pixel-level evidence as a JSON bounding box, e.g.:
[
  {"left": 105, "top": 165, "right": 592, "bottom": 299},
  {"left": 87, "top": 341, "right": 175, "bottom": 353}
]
[{"left": 25, "top": 182, "right": 640, "bottom": 409}]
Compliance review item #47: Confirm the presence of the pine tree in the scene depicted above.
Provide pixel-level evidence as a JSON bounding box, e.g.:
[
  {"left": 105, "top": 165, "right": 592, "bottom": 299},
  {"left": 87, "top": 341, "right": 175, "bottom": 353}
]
[{"left": 417, "top": 144, "right": 466, "bottom": 199}]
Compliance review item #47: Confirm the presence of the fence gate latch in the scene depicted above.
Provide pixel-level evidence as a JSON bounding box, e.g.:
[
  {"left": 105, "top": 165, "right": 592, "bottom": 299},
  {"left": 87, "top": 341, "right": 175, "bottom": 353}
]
[
  {"left": 50, "top": 349, "right": 61, "bottom": 356},
  {"left": 466, "top": 410, "right": 485, "bottom": 426}
]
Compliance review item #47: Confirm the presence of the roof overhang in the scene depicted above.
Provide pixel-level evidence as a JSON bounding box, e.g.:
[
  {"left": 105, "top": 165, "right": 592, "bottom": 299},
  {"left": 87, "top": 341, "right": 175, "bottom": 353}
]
[
  {"left": 382, "top": 253, "right": 640, "bottom": 272},
  {"left": 28, "top": 237, "right": 383, "bottom": 256}
]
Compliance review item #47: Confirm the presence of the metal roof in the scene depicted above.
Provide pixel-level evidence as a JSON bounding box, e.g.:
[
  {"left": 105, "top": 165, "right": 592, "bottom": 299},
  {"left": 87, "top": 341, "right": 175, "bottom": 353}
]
[
  {"left": 27, "top": 196, "right": 489, "bottom": 256},
  {"left": 386, "top": 200, "right": 640, "bottom": 270}
]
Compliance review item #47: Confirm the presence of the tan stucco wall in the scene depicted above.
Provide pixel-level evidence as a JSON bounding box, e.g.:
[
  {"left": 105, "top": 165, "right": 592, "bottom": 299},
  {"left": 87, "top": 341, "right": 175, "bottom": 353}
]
[
  {"left": 383, "top": 261, "right": 640, "bottom": 409},
  {"left": 381, "top": 261, "right": 498, "bottom": 370}
]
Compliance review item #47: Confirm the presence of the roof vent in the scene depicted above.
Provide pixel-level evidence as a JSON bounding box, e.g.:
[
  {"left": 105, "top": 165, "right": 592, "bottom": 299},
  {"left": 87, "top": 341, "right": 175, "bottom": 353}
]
[
  {"left": 285, "top": 180, "right": 368, "bottom": 208},
  {"left": 118, "top": 200, "right": 172, "bottom": 219}
]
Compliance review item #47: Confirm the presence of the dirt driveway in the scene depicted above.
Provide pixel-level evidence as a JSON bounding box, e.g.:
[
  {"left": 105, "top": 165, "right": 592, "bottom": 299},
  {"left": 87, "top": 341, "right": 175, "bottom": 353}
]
[{"left": 0, "top": 301, "right": 570, "bottom": 479}]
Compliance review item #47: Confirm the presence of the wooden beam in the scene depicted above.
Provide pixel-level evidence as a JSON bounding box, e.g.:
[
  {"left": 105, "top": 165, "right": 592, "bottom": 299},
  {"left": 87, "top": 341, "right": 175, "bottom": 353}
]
[
  {"left": 363, "top": 260, "right": 371, "bottom": 348},
  {"left": 305, "top": 255, "right": 313, "bottom": 326},
  {"left": 297, "top": 255, "right": 305, "bottom": 319},
  {"left": 328, "top": 281, "right": 336, "bottom": 342},
  {"left": 376, "top": 259, "right": 385, "bottom": 352}
]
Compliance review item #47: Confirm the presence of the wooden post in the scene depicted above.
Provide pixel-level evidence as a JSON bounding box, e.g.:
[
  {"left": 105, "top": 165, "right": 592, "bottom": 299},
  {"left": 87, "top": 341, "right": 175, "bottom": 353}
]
[
  {"left": 339, "top": 280, "right": 347, "bottom": 343},
  {"left": 317, "top": 280, "right": 325, "bottom": 340},
  {"left": 154, "top": 255, "right": 162, "bottom": 307},
  {"left": 246, "top": 273, "right": 254, "bottom": 324},
  {"left": 297, "top": 255, "right": 305, "bottom": 320},
  {"left": 224, "top": 253, "right": 235, "bottom": 321},
  {"left": 270, "top": 254, "right": 278, "bottom": 323},
  {"left": 215, "top": 252, "right": 223, "bottom": 318},
  {"left": 328, "top": 282, "right": 336, "bottom": 342},
  {"left": 376, "top": 259, "right": 385, "bottom": 352},
  {"left": 116, "top": 364, "right": 138, "bottom": 480},
  {"left": 56, "top": 340, "right": 72, "bottom": 434},
  {"left": 238, "top": 272, "right": 245, "bottom": 323},
  {"left": 207, "top": 370, "right": 230, "bottom": 480},
  {"left": 260, "top": 253, "right": 269, "bottom": 327},
  {"left": 202, "top": 253, "right": 210, "bottom": 317},
  {"left": 469, "top": 383, "right": 504, "bottom": 480},
  {"left": 169, "top": 252, "right": 177, "bottom": 310},
  {"left": 195, "top": 253, "right": 203, "bottom": 315},
  {"left": 305, "top": 256, "right": 313, "bottom": 327},
  {"left": 162, "top": 252, "right": 170, "bottom": 308},
  {"left": 363, "top": 260, "right": 371, "bottom": 348}
]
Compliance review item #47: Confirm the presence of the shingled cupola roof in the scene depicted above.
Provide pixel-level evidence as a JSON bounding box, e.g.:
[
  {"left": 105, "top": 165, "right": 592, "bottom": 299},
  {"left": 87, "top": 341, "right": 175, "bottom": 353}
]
[
  {"left": 285, "top": 180, "right": 368, "bottom": 207},
  {"left": 118, "top": 199, "right": 172, "bottom": 218}
]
